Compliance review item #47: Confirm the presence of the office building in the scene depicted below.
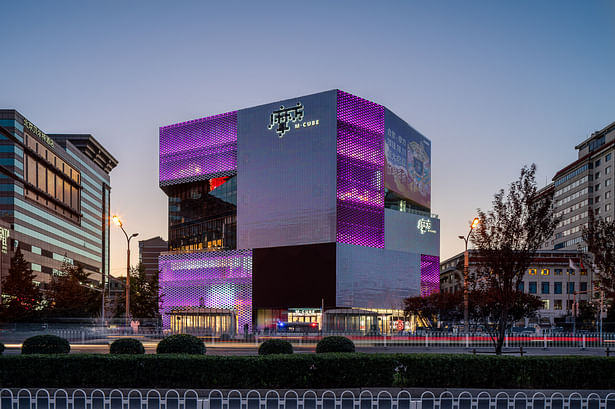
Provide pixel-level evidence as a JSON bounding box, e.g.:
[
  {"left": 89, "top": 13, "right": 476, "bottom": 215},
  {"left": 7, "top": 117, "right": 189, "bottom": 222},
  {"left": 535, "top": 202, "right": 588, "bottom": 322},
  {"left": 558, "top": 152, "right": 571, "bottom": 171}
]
[
  {"left": 158, "top": 90, "right": 439, "bottom": 334},
  {"left": 551, "top": 120, "right": 615, "bottom": 251},
  {"left": 138, "top": 236, "right": 167, "bottom": 280},
  {"left": 440, "top": 250, "right": 592, "bottom": 326},
  {"left": 0, "top": 110, "right": 117, "bottom": 290}
]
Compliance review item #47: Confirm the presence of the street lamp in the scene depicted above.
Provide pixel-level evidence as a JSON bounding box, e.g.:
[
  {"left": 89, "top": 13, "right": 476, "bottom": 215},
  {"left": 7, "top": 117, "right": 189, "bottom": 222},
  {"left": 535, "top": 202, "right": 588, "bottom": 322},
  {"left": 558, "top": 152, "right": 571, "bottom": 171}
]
[
  {"left": 112, "top": 215, "right": 138, "bottom": 327},
  {"left": 458, "top": 217, "right": 480, "bottom": 335}
]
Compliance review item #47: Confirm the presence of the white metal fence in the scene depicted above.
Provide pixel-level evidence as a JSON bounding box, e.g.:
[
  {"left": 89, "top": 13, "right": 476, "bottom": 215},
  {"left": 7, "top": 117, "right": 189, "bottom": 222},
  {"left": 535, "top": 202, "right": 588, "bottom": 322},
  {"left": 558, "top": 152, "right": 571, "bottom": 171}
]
[
  {"left": 263, "top": 332, "right": 615, "bottom": 350},
  {"left": 1, "top": 390, "right": 614, "bottom": 409}
]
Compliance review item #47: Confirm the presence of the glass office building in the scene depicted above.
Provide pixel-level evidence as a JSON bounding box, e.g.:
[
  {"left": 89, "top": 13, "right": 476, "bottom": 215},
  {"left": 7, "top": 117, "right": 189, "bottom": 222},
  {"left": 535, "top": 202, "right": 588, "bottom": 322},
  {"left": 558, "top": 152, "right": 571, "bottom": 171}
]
[
  {"left": 159, "top": 90, "right": 439, "bottom": 333},
  {"left": 0, "top": 110, "right": 117, "bottom": 290}
]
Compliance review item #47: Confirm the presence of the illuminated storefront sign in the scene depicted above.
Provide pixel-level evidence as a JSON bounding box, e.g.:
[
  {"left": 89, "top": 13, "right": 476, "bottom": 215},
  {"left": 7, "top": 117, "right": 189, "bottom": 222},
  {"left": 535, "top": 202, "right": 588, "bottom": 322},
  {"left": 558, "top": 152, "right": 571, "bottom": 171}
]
[
  {"left": 23, "top": 118, "right": 54, "bottom": 147},
  {"left": 0, "top": 227, "right": 9, "bottom": 254},
  {"left": 417, "top": 218, "right": 436, "bottom": 235},
  {"left": 288, "top": 308, "right": 321, "bottom": 316}
]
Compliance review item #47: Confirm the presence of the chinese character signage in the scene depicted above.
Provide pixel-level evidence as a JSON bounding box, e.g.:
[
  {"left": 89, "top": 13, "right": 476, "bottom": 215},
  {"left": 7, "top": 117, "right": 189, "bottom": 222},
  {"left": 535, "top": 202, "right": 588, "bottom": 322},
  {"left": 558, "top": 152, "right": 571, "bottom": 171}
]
[
  {"left": 0, "top": 227, "right": 9, "bottom": 254},
  {"left": 384, "top": 109, "right": 431, "bottom": 209},
  {"left": 417, "top": 218, "right": 436, "bottom": 235},
  {"left": 268, "top": 103, "right": 305, "bottom": 138}
]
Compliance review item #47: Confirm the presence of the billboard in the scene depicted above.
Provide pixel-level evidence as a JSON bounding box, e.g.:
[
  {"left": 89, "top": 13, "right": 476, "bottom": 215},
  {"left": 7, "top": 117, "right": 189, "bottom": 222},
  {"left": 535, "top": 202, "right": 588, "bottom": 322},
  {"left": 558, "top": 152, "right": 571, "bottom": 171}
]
[{"left": 384, "top": 109, "right": 431, "bottom": 209}]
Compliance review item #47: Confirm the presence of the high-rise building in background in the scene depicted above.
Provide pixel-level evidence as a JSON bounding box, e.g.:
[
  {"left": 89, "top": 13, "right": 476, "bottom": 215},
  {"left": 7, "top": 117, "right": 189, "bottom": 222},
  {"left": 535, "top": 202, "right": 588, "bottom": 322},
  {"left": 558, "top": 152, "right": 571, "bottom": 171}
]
[
  {"left": 158, "top": 90, "right": 439, "bottom": 334},
  {"left": 550, "top": 120, "right": 615, "bottom": 251},
  {"left": 439, "top": 120, "right": 614, "bottom": 329},
  {"left": 0, "top": 110, "right": 117, "bottom": 291},
  {"left": 138, "top": 236, "right": 167, "bottom": 280}
]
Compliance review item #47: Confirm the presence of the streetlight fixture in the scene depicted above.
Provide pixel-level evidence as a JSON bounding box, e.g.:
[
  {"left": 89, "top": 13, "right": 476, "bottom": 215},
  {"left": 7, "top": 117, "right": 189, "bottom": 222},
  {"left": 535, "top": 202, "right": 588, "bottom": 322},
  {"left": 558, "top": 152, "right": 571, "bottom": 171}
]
[
  {"left": 458, "top": 217, "right": 480, "bottom": 335},
  {"left": 112, "top": 215, "right": 138, "bottom": 327}
]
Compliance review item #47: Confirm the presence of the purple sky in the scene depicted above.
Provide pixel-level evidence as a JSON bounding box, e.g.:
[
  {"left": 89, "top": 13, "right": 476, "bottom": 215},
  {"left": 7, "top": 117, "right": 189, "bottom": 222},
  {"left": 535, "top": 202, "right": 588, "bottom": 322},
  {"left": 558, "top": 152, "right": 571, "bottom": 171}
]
[{"left": 1, "top": 1, "right": 614, "bottom": 276}]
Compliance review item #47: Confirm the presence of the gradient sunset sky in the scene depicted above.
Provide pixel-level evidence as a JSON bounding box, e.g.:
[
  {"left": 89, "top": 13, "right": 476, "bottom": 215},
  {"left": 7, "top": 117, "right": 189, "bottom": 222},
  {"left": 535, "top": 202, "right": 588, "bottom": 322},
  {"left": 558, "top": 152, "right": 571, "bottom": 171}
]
[{"left": 1, "top": 1, "right": 614, "bottom": 277}]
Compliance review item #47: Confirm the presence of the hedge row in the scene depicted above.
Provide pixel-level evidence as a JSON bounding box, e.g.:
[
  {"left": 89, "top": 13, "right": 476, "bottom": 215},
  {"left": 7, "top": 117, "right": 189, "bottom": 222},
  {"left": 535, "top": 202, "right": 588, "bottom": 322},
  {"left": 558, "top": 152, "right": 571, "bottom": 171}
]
[{"left": 0, "top": 354, "right": 613, "bottom": 389}]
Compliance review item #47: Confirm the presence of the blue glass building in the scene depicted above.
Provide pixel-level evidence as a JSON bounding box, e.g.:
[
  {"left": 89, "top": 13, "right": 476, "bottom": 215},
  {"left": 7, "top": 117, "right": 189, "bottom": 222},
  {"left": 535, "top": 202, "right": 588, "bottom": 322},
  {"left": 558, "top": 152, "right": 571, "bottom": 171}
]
[{"left": 0, "top": 109, "right": 117, "bottom": 291}]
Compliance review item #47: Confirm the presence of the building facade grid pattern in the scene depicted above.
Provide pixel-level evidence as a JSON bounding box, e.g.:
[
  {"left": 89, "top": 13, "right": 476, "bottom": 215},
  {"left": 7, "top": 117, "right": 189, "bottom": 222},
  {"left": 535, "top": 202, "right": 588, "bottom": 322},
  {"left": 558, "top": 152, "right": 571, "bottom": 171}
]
[
  {"left": 336, "top": 90, "right": 385, "bottom": 248},
  {"left": 159, "top": 250, "right": 253, "bottom": 331},
  {"left": 159, "top": 112, "right": 238, "bottom": 186},
  {"left": 420, "top": 254, "right": 440, "bottom": 297}
]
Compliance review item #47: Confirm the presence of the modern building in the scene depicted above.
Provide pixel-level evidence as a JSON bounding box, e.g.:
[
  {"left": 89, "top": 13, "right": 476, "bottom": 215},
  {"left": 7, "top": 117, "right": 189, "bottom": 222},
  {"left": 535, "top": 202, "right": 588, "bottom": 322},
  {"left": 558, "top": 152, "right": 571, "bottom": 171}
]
[
  {"left": 158, "top": 90, "right": 440, "bottom": 334},
  {"left": 138, "top": 236, "right": 167, "bottom": 280},
  {"left": 550, "top": 120, "right": 615, "bottom": 251},
  {"left": 0, "top": 110, "right": 117, "bottom": 291},
  {"left": 440, "top": 250, "right": 593, "bottom": 326}
]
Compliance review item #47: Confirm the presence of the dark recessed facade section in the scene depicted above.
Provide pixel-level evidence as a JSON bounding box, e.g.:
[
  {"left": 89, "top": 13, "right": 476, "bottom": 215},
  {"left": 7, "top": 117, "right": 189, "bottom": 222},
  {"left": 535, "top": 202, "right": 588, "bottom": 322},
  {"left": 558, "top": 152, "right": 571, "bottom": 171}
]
[{"left": 252, "top": 242, "right": 336, "bottom": 310}]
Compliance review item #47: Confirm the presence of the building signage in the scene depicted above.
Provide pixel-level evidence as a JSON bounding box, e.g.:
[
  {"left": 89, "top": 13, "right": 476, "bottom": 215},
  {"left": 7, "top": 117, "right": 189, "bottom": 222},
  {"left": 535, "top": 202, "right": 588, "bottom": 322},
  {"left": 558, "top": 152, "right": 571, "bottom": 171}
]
[
  {"left": 268, "top": 102, "right": 320, "bottom": 138},
  {"left": 268, "top": 102, "right": 304, "bottom": 138},
  {"left": 417, "top": 218, "right": 436, "bottom": 235},
  {"left": 289, "top": 308, "right": 321, "bottom": 315},
  {"left": 0, "top": 227, "right": 9, "bottom": 254},
  {"left": 23, "top": 118, "right": 54, "bottom": 147}
]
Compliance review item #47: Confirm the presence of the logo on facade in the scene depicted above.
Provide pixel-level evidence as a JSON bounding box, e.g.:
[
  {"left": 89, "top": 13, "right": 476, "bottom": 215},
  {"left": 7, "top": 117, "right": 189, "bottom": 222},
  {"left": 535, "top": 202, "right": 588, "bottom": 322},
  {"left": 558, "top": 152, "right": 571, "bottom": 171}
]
[
  {"left": 417, "top": 218, "right": 436, "bottom": 235},
  {"left": 23, "top": 118, "right": 54, "bottom": 148},
  {"left": 0, "top": 227, "right": 9, "bottom": 254},
  {"left": 268, "top": 103, "right": 305, "bottom": 138}
]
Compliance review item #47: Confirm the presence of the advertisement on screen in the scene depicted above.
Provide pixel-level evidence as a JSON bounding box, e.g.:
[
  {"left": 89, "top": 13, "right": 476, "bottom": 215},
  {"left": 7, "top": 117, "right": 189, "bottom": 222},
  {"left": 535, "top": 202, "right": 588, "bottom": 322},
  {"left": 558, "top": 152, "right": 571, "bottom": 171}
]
[{"left": 384, "top": 109, "right": 431, "bottom": 209}]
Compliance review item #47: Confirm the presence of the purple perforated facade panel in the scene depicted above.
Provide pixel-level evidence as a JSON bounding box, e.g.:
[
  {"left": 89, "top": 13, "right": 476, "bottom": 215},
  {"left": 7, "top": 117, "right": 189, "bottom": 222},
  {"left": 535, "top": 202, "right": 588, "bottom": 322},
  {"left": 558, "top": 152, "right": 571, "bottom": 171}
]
[
  {"left": 159, "top": 111, "right": 238, "bottom": 186},
  {"left": 420, "top": 254, "right": 440, "bottom": 297},
  {"left": 336, "top": 90, "right": 385, "bottom": 248},
  {"left": 159, "top": 250, "right": 253, "bottom": 331}
]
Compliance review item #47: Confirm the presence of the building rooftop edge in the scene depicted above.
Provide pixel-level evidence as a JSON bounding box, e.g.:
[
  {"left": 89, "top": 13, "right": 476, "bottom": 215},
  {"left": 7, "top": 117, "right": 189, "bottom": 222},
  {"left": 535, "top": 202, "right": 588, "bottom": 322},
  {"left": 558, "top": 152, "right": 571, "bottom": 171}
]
[
  {"left": 574, "top": 119, "right": 615, "bottom": 150},
  {"left": 552, "top": 139, "right": 614, "bottom": 181}
]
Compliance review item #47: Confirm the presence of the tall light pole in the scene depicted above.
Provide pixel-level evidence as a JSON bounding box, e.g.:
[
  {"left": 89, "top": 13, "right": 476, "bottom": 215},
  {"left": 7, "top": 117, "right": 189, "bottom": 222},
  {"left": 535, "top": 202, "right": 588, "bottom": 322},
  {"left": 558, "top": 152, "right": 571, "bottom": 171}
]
[
  {"left": 112, "top": 215, "right": 138, "bottom": 327},
  {"left": 458, "top": 217, "right": 480, "bottom": 335}
]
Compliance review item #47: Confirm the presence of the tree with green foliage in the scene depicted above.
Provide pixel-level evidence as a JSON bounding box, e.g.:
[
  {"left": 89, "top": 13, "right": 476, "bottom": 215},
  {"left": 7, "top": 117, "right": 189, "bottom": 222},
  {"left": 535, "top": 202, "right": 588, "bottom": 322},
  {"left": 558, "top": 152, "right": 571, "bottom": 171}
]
[
  {"left": 0, "top": 246, "right": 42, "bottom": 322},
  {"left": 114, "top": 263, "right": 162, "bottom": 319},
  {"left": 46, "top": 260, "right": 100, "bottom": 318},
  {"left": 471, "top": 164, "right": 557, "bottom": 354}
]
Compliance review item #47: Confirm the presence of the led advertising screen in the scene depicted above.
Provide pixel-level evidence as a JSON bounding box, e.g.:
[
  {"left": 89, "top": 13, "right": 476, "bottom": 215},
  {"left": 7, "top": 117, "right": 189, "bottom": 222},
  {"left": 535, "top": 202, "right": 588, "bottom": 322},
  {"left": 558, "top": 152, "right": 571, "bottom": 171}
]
[{"left": 384, "top": 109, "right": 431, "bottom": 209}]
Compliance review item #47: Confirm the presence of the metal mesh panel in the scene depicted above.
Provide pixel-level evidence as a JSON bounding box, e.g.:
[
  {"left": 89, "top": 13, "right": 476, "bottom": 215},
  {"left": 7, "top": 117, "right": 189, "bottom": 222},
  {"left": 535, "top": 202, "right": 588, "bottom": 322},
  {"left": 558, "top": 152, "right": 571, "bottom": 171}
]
[
  {"left": 420, "top": 254, "right": 440, "bottom": 297},
  {"left": 159, "top": 250, "right": 252, "bottom": 331},
  {"left": 336, "top": 90, "right": 385, "bottom": 248},
  {"left": 159, "top": 112, "right": 237, "bottom": 186}
]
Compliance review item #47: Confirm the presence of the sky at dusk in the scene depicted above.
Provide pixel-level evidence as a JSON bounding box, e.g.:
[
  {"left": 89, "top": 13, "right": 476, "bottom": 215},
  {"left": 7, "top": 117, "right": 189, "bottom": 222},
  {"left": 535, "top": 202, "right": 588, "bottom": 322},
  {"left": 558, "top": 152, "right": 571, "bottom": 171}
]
[{"left": 1, "top": 1, "right": 614, "bottom": 277}]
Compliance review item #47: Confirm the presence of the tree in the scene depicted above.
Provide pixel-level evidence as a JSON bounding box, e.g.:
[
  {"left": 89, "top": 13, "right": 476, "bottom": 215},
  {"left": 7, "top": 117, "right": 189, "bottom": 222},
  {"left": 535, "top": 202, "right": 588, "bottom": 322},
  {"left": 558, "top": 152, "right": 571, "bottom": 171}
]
[
  {"left": 46, "top": 260, "right": 100, "bottom": 318},
  {"left": 471, "top": 164, "right": 557, "bottom": 354},
  {"left": 582, "top": 211, "right": 615, "bottom": 297},
  {"left": 468, "top": 288, "right": 543, "bottom": 332},
  {"left": 114, "top": 263, "right": 162, "bottom": 319},
  {"left": 0, "top": 246, "right": 43, "bottom": 322},
  {"left": 404, "top": 291, "right": 463, "bottom": 329}
]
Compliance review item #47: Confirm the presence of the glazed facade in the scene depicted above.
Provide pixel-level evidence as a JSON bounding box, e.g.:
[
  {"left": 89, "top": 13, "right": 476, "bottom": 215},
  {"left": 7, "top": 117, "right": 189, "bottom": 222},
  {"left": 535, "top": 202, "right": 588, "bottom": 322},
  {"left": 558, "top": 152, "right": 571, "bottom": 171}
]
[{"left": 0, "top": 110, "right": 117, "bottom": 290}]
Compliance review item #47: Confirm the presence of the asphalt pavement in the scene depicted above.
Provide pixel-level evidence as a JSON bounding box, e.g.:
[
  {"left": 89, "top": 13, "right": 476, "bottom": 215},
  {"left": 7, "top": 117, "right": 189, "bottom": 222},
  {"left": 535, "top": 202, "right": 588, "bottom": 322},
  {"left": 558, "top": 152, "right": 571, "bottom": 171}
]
[{"left": 1, "top": 342, "right": 611, "bottom": 356}]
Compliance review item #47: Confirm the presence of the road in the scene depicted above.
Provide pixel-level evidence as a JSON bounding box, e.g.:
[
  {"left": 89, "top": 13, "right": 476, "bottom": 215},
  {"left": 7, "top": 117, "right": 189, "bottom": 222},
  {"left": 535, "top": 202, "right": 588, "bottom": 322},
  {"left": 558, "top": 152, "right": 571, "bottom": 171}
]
[{"left": 1, "top": 341, "right": 611, "bottom": 356}]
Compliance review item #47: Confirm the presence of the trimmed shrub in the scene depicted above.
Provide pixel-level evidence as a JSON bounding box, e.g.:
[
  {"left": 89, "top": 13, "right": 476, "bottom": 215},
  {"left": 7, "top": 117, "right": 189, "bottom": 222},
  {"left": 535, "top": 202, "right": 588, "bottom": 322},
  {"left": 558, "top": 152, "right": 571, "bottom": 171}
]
[
  {"left": 316, "top": 336, "right": 355, "bottom": 353},
  {"left": 110, "top": 338, "right": 145, "bottom": 354},
  {"left": 0, "top": 342, "right": 4, "bottom": 355},
  {"left": 0, "top": 354, "right": 614, "bottom": 389},
  {"left": 258, "top": 339, "right": 293, "bottom": 355},
  {"left": 156, "top": 334, "right": 205, "bottom": 354},
  {"left": 22, "top": 335, "right": 70, "bottom": 354}
]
